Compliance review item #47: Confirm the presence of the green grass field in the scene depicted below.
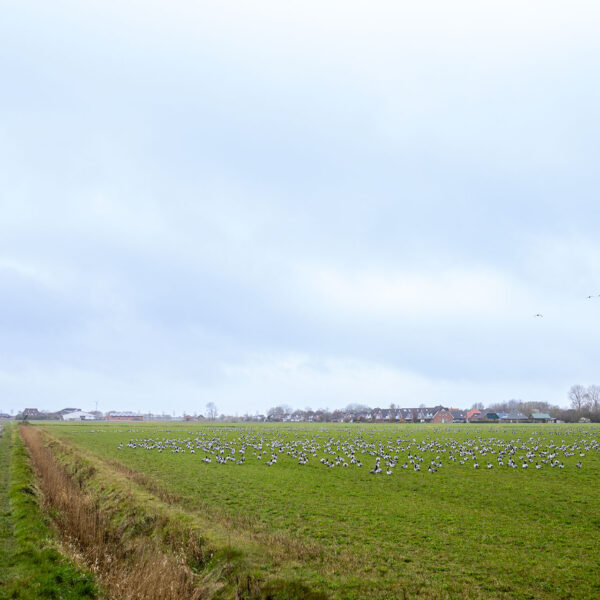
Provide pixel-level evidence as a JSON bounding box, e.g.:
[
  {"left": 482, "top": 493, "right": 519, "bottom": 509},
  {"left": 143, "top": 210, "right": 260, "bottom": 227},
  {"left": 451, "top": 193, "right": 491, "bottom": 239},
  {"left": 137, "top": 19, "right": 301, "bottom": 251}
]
[{"left": 41, "top": 421, "right": 600, "bottom": 599}]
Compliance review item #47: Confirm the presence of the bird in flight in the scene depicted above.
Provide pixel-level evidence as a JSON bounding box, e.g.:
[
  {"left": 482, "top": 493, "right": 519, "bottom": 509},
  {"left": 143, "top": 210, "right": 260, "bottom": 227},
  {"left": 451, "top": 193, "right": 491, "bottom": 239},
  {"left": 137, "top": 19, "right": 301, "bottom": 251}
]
[{"left": 534, "top": 313, "right": 543, "bottom": 318}]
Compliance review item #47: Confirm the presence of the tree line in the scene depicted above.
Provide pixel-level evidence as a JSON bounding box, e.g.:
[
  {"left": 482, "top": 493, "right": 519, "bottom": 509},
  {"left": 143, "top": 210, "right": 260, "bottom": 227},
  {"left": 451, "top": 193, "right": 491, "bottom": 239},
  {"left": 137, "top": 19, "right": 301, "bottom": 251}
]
[
  {"left": 471, "top": 385, "right": 600, "bottom": 423},
  {"left": 201, "top": 390, "right": 600, "bottom": 424}
]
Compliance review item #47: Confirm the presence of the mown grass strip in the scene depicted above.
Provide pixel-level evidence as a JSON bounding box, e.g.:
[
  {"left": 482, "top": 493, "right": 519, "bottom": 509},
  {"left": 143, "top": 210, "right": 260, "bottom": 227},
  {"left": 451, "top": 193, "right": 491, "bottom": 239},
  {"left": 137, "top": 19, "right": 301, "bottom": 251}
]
[
  {"left": 0, "top": 423, "right": 18, "bottom": 591},
  {"left": 0, "top": 423, "right": 98, "bottom": 600}
]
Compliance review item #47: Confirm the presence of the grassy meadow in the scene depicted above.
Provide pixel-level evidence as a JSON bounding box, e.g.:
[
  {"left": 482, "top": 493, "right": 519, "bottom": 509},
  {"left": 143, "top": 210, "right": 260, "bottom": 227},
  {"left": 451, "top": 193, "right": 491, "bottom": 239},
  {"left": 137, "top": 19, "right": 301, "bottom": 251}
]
[{"left": 37, "top": 421, "right": 600, "bottom": 599}]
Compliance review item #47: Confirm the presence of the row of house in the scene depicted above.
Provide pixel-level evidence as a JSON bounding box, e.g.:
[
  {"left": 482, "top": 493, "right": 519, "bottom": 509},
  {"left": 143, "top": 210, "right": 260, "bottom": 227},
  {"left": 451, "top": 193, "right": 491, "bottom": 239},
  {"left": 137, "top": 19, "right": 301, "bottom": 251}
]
[
  {"left": 12, "top": 407, "right": 558, "bottom": 424},
  {"left": 269, "top": 407, "right": 557, "bottom": 424}
]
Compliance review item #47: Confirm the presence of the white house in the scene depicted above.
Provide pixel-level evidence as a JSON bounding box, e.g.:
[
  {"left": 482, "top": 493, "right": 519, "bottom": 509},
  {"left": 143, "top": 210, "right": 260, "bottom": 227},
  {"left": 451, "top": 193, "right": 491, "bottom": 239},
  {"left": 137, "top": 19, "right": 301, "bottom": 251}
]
[{"left": 62, "top": 411, "right": 96, "bottom": 421}]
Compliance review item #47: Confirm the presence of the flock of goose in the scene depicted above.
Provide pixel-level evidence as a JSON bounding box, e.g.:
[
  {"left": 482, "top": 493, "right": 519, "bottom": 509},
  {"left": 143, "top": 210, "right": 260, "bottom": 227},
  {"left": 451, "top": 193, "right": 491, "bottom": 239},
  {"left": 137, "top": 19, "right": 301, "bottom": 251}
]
[{"left": 115, "top": 427, "right": 599, "bottom": 476}]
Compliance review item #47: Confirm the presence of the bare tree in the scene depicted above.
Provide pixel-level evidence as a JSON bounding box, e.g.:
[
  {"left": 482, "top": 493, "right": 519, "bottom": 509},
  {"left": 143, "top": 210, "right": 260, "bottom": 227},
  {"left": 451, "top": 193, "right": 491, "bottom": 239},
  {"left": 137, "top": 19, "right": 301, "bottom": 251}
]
[
  {"left": 206, "top": 402, "right": 218, "bottom": 421},
  {"left": 345, "top": 403, "right": 369, "bottom": 412},
  {"left": 568, "top": 385, "right": 587, "bottom": 413},
  {"left": 267, "top": 405, "right": 292, "bottom": 420},
  {"left": 507, "top": 399, "right": 521, "bottom": 411},
  {"left": 471, "top": 402, "right": 484, "bottom": 410},
  {"left": 587, "top": 385, "right": 600, "bottom": 414}
]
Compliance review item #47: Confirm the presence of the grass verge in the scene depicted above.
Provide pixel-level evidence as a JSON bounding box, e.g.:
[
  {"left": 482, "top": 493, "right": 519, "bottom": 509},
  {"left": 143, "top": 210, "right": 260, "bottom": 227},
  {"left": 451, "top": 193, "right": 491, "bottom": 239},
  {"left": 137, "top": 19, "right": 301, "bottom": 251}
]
[{"left": 0, "top": 422, "right": 98, "bottom": 600}]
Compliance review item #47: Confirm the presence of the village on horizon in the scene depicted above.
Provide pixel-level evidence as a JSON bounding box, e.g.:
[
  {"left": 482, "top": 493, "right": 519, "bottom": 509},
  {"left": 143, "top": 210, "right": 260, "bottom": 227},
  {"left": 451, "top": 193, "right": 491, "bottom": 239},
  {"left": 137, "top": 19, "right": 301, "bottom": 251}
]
[{"left": 3, "top": 403, "right": 596, "bottom": 424}]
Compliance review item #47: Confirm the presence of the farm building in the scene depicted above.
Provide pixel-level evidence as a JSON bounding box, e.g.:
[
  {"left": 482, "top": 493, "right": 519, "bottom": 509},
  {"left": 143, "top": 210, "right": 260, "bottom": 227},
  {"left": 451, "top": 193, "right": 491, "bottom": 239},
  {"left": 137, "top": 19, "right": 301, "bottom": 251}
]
[
  {"left": 57, "top": 407, "right": 81, "bottom": 416},
  {"left": 62, "top": 411, "right": 96, "bottom": 421},
  {"left": 530, "top": 413, "right": 555, "bottom": 423},
  {"left": 499, "top": 411, "right": 529, "bottom": 423},
  {"left": 107, "top": 412, "right": 143, "bottom": 421}
]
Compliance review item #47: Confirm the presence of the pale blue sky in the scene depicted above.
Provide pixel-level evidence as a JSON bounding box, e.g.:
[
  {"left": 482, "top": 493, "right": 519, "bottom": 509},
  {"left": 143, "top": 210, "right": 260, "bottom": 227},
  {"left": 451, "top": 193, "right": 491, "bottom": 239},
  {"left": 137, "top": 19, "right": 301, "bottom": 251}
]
[{"left": 1, "top": 1, "right": 599, "bottom": 415}]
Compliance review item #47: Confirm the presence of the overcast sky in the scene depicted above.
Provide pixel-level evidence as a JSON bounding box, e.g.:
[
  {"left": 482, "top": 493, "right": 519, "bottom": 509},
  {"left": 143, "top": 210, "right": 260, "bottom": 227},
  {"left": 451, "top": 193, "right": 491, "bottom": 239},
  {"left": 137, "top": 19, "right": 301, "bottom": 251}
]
[{"left": 1, "top": 1, "right": 599, "bottom": 415}]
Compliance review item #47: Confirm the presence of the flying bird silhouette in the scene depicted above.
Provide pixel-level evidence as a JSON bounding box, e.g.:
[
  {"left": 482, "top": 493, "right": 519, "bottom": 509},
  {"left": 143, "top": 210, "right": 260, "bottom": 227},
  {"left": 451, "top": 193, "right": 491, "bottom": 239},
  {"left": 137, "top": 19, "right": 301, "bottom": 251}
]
[{"left": 534, "top": 313, "right": 543, "bottom": 318}]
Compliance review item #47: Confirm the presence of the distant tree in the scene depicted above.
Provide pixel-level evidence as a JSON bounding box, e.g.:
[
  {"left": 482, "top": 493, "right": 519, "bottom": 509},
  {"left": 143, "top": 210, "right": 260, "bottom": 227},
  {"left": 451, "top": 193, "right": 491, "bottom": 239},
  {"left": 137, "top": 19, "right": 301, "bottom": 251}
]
[
  {"left": 345, "top": 403, "right": 369, "bottom": 413},
  {"left": 206, "top": 402, "right": 218, "bottom": 421},
  {"left": 519, "top": 401, "right": 552, "bottom": 416},
  {"left": 587, "top": 385, "right": 600, "bottom": 414},
  {"left": 547, "top": 404, "right": 564, "bottom": 419},
  {"left": 557, "top": 408, "right": 579, "bottom": 423},
  {"left": 488, "top": 399, "right": 526, "bottom": 414},
  {"left": 507, "top": 399, "right": 521, "bottom": 411},
  {"left": 267, "top": 405, "right": 292, "bottom": 420},
  {"left": 471, "top": 402, "right": 484, "bottom": 410},
  {"left": 568, "top": 385, "right": 587, "bottom": 413}
]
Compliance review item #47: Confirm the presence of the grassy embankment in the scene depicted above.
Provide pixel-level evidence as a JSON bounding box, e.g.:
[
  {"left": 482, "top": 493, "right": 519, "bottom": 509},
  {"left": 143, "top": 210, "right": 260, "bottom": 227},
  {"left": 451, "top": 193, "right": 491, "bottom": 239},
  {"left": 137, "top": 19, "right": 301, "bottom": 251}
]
[
  {"left": 43, "top": 421, "right": 600, "bottom": 600},
  {"left": 0, "top": 422, "right": 98, "bottom": 600}
]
